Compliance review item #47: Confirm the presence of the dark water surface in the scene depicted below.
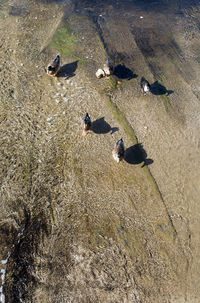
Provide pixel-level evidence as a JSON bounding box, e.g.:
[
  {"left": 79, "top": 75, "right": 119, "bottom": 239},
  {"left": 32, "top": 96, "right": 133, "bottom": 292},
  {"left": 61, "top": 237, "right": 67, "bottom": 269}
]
[
  {"left": 39, "top": 0, "right": 200, "bottom": 71},
  {"left": 39, "top": 0, "right": 200, "bottom": 20}
]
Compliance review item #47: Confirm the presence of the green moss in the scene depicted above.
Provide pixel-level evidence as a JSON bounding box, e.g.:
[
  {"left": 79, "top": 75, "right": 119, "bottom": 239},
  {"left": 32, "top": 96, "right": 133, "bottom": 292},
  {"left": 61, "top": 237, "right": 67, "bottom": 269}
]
[
  {"left": 108, "top": 76, "right": 118, "bottom": 89},
  {"left": 107, "top": 96, "right": 138, "bottom": 145},
  {"left": 49, "top": 22, "right": 79, "bottom": 59},
  {"left": 143, "top": 165, "right": 162, "bottom": 194},
  {"left": 161, "top": 94, "right": 172, "bottom": 112},
  {"left": 151, "top": 73, "right": 173, "bottom": 112}
]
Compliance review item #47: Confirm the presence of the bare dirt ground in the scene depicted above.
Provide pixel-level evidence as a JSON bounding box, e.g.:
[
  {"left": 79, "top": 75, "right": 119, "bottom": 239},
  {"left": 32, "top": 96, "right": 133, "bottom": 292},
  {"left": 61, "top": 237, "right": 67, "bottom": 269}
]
[{"left": 0, "top": 0, "right": 200, "bottom": 302}]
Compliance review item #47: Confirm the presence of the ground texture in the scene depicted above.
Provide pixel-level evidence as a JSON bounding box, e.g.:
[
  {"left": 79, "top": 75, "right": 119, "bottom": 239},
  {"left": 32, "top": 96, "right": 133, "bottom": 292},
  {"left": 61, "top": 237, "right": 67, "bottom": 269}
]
[{"left": 0, "top": 0, "right": 200, "bottom": 302}]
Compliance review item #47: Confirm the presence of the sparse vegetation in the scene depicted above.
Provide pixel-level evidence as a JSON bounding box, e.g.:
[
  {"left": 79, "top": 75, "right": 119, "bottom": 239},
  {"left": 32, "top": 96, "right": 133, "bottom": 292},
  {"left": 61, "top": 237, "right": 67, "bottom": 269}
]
[
  {"left": 49, "top": 22, "right": 79, "bottom": 58},
  {"left": 161, "top": 94, "right": 173, "bottom": 111}
]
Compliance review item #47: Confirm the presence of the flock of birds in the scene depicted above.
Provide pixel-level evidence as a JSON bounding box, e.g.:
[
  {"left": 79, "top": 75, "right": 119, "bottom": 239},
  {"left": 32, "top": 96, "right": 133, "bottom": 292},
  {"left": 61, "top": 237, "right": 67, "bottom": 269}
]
[{"left": 47, "top": 54, "right": 151, "bottom": 163}]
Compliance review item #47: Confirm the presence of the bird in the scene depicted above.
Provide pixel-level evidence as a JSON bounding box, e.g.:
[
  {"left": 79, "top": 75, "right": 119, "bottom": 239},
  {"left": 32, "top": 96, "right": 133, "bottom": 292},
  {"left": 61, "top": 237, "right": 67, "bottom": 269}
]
[
  {"left": 140, "top": 77, "right": 151, "bottom": 95},
  {"left": 47, "top": 54, "right": 61, "bottom": 76},
  {"left": 95, "top": 68, "right": 105, "bottom": 79},
  {"left": 112, "top": 138, "right": 125, "bottom": 163},
  {"left": 82, "top": 113, "right": 92, "bottom": 136},
  {"left": 103, "top": 58, "right": 114, "bottom": 78}
]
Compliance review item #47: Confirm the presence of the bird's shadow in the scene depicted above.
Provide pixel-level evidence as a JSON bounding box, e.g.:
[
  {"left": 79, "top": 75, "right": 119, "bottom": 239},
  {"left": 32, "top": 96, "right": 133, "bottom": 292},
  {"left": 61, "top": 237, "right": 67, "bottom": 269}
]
[
  {"left": 57, "top": 61, "right": 78, "bottom": 78},
  {"left": 92, "top": 117, "right": 119, "bottom": 134},
  {"left": 150, "top": 81, "right": 174, "bottom": 96},
  {"left": 124, "top": 143, "right": 153, "bottom": 167},
  {"left": 114, "top": 64, "right": 138, "bottom": 80}
]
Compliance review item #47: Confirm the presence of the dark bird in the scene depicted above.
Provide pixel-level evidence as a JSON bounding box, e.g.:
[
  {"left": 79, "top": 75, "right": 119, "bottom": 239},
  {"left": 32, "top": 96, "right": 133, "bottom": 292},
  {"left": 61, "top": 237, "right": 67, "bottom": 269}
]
[
  {"left": 112, "top": 138, "right": 125, "bottom": 163},
  {"left": 140, "top": 76, "right": 151, "bottom": 95},
  {"left": 82, "top": 113, "right": 92, "bottom": 136},
  {"left": 47, "top": 54, "right": 61, "bottom": 76}
]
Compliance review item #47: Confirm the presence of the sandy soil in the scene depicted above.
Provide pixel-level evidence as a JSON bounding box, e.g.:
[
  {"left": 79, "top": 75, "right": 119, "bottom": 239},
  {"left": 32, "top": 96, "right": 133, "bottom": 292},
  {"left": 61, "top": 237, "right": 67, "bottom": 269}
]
[{"left": 0, "top": 0, "right": 200, "bottom": 302}]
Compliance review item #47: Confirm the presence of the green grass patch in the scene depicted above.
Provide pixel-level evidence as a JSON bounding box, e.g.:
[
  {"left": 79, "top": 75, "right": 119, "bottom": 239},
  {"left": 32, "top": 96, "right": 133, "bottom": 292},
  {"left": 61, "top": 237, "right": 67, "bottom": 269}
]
[{"left": 49, "top": 22, "right": 79, "bottom": 59}]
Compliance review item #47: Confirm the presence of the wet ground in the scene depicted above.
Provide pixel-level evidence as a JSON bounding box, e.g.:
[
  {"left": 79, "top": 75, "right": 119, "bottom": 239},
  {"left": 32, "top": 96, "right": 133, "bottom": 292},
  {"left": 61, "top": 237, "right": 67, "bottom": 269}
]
[{"left": 0, "top": 0, "right": 200, "bottom": 302}]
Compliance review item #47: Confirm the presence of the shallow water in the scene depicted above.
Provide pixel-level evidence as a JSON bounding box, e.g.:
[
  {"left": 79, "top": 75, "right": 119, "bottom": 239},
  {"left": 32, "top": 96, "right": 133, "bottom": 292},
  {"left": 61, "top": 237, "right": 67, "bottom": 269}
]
[
  {"left": 40, "top": 0, "right": 200, "bottom": 72},
  {"left": 1, "top": 0, "right": 200, "bottom": 302}
]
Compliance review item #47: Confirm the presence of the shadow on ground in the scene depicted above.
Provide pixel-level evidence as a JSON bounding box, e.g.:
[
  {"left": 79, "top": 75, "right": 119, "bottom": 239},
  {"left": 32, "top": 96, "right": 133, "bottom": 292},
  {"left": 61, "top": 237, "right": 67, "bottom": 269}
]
[
  {"left": 125, "top": 143, "right": 153, "bottom": 167},
  {"left": 150, "top": 81, "right": 174, "bottom": 96},
  {"left": 57, "top": 61, "right": 78, "bottom": 79},
  {"left": 114, "top": 64, "right": 137, "bottom": 80},
  {"left": 92, "top": 117, "right": 119, "bottom": 134}
]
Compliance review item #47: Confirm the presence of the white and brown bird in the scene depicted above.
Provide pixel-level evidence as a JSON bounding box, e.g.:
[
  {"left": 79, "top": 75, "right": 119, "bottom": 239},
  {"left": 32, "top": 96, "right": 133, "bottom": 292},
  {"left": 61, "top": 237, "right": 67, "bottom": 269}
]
[
  {"left": 140, "top": 76, "right": 151, "bottom": 95},
  {"left": 112, "top": 138, "right": 125, "bottom": 163},
  {"left": 82, "top": 113, "right": 92, "bottom": 136},
  {"left": 47, "top": 54, "right": 61, "bottom": 76},
  {"left": 103, "top": 58, "right": 114, "bottom": 78}
]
